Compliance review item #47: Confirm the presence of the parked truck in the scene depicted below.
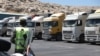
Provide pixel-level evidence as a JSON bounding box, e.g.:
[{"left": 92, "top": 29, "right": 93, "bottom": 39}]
[
  {"left": 42, "top": 13, "right": 65, "bottom": 41},
  {"left": 6, "top": 17, "right": 16, "bottom": 37},
  {"left": 62, "top": 12, "right": 88, "bottom": 43},
  {"left": 32, "top": 16, "right": 45, "bottom": 39},
  {"left": 0, "top": 17, "right": 12, "bottom": 36},
  {"left": 85, "top": 9, "right": 100, "bottom": 44},
  {"left": 6, "top": 16, "right": 29, "bottom": 37}
]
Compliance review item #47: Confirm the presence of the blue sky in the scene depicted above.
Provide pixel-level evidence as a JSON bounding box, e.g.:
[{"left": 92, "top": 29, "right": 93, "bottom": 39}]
[{"left": 40, "top": 0, "right": 100, "bottom": 6}]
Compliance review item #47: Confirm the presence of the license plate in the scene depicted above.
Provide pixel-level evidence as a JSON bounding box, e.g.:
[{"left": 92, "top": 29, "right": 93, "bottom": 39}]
[{"left": 89, "top": 39, "right": 94, "bottom": 41}]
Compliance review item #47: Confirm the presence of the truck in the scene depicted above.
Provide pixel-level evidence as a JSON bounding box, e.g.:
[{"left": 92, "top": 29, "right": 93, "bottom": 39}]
[
  {"left": 32, "top": 16, "right": 46, "bottom": 39},
  {"left": 62, "top": 12, "right": 88, "bottom": 43},
  {"left": 0, "top": 17, "right": 13, "bottom": 36},
  {"left": 6, "top": 16, "right": 29, "bottom": 37},
  {"left": 26, "top": 14, "right": 51, "bottom": 39},
  {"left": 85, "top": 9, "right": 100, "bottom": 44},
  {"left": 42, "top": 13, "right": 65, "bottom": 41},
  {"left": 6, "top": 17, "right": 16, "bottom": 37}
]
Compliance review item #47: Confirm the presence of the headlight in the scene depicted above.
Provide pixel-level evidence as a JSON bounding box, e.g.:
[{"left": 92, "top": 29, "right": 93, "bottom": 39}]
[
  {"left": 49, "top": 29, "right": 51, "bottom": 32},
  {"left": 42, "top": 31, "right": 44, "bottom": 33}
]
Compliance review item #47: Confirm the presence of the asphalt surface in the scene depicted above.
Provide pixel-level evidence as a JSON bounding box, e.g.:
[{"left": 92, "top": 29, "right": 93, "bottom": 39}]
[{"left": 1, "top": 37, "right": 100, "bottom": 56}]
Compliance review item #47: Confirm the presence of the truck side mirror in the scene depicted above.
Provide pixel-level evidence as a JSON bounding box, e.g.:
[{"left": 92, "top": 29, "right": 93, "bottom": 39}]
[{"left": 77, "top": 20, "right": 82, "bottom": 26}]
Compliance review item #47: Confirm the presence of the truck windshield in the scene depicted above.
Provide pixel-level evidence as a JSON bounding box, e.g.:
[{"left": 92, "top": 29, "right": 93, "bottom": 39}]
[
  {"left": 86, "top": 19, "right": 100, "bottom": 27},
  {"left": 27, "top": 22, "right": 35, "bottom": 27},
  {"left": 43, "top": 21, "right": 58, "bottom": 27},
  {"left": 63, "top": 20, "right": 77, "bottom": 27},
  {"left": 7, "top": 23, "right": 13, "bottom": 27}
]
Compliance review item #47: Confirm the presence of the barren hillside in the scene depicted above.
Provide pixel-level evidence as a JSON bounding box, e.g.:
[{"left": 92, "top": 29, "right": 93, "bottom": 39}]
[{"left": 0, "top": 0, "right": 100, "bottom": 14}]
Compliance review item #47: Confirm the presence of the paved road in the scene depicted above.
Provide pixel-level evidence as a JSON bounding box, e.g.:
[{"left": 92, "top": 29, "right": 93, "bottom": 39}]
[{"left": 1, "top": 37, "right": 100, "bottom": 56}]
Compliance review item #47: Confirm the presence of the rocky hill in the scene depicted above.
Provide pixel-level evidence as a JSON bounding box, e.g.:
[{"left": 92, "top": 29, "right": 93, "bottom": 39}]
[{"left": 0, "top": 0, "right": 100, "bottom": 14}]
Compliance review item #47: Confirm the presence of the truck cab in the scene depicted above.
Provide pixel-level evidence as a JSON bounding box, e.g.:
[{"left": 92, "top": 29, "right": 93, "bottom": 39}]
[
  {"left": 6, "top": 17, "right": 16, "bottom": 37},
  {"left": 85, "top": 10, "right": 100, "bottom": 44},
  {"left": 62, "top": 12, "right": 88, "bottom": 43},
  {"left": 0, "top": 17, "right": 12, "bottom": 36},
  {"left": 42, "top": 13, "right": 65, "bottom": 41},
  {"left": 32, "top": 16, "right": 45, "bottom": 39}
]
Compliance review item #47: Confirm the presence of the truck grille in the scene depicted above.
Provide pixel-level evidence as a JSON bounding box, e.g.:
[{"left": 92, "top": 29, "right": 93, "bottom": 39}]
[
  {"left": 63, "top": 31, "right": 72, "bottom": 34},
  {"left": 86, "top": 35, "right": 97, "bottom": 40},
  {"left": 43, "top": 29, "right": 49, "bottom": 34},
  {"left": 64, "top": 34, "right": 72, "bottom": 39},
  {"left": 87, "top": 31, "right": 96, "bottom": 35},
  {"left": 63, "top": 31, "right": 72, "bottom": 39}
]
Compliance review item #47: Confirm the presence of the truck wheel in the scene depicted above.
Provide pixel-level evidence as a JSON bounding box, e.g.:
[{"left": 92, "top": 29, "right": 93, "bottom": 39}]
[
  {"left": 44, "top": 38, "right": 51, "bottom": 41},
  {"left": 6, "top": 35, "right": 10, "bottom": 37},
  {"left": 37, "top": 33, "right": 42, "bottom": 40},
  {"left": 79, "top": 34, "right": 85, "bottom": 43},
  {"left": 90, "top": 42, "right": 96, "bottom": 45},
  {"left": 1, "top": 33, "right": 5, "bottom": 37},
  {"left": 67, "top": 41, "right": 72, "bottom": 43}
]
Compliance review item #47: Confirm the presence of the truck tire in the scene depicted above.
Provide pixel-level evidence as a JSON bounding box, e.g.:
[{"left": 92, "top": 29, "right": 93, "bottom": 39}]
[
  {"left": 67, "top": 41, "right": 72, "bottom": 43},
  {"left": 78, "top": 34, "right": 85, "bottom": 43},
  {"left": 6, "top": 35, "right": 10, "bottom": 37},
  {"left": 37, "top": 33, "right": 42, "bottom": 39}
]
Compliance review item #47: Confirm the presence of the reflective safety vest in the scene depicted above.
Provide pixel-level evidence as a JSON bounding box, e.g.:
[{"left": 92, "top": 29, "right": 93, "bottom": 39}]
[{"left": 15, "top": 27, "right": 29, "bottom": 50}]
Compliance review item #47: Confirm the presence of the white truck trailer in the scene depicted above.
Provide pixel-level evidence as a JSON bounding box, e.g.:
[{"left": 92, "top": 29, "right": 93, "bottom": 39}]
[{"left": 62, "top": 12, "right": 88, "bottom": 43}]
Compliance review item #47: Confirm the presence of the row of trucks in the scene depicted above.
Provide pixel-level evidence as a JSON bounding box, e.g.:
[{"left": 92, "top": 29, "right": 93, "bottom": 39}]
[
  {"left": 0, "top": 12, "right": 27, "bottom": 37},
  {"left": 42, "top": 9, "right": 100, "bottom": 44},
  {"left": 62, "top": 9, "right": 100, "bottom": 44},
  {"left": 6, "top": 14, "right": 51, "bottom": 39},
  {"left": 1, "top": 9, "right": 100, "bottom": 45}
]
